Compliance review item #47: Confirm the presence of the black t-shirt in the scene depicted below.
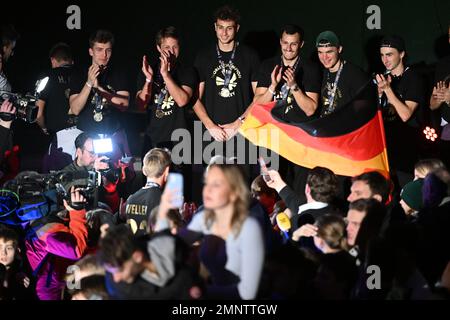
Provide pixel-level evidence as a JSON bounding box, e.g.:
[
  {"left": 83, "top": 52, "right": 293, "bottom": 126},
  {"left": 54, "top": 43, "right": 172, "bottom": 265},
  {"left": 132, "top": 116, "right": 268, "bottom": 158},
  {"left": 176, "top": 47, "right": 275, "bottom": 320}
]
[
  {"left": 257, "top": 56, "right": 322, "bottom": 120},
  {"left": 39, "top": 65, "right": 74, "bottom": 133},
  {"left": 194, "top": 43, "right": 260, "bottom": 124},
  {"left": 69, "top": 65, "right": 128, "bottom": 134},
  {"left": 380, "top": 67, "right": 425, "bottom": 171},
  {"left": 125, "top": 186, "right": 162, "bottom": 236},
  {"left": 319, "top": 61, "right": 372, "bottom": 117},
  {"left": 381, "top": 67, "right": 425, "bottom": 126},
  {"left": 137, "top": 63, "right": 197, "bottom": 144}
]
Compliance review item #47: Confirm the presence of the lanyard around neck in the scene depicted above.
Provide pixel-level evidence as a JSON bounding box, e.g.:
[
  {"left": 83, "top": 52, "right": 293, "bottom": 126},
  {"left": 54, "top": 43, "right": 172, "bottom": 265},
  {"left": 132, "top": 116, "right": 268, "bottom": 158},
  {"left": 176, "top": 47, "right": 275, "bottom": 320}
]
[{"left": 326, "top": 60, "right": 345, "bottom": 110}]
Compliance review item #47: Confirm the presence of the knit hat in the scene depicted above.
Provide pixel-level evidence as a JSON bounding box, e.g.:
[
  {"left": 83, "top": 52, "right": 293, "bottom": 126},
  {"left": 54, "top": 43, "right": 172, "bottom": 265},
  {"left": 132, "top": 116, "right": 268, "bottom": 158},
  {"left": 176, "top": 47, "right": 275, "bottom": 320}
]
[
  {"left": 315, "top": 31, "right": 340, "bottom": 48},
  {"left": 400, "top": 179, "right": 424, "bottom": 211}
]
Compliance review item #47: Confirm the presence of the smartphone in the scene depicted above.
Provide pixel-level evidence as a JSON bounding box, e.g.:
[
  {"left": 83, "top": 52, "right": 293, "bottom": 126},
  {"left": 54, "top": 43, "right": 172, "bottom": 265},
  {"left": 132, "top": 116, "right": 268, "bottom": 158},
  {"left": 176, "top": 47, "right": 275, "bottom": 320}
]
[
  {"left": 258, "top": 157, "right": 272, "bottom": 183},
  {"left": 166, "top": 173, "right": 184, "bottom": 208}
]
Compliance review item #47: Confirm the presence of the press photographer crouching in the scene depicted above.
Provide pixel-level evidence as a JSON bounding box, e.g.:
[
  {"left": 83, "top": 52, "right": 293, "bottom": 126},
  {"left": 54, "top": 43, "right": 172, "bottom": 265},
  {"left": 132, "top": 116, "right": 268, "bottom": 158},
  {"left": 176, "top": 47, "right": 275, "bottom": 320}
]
[
  {"left": 61, "top": 132, "right": 132, "bottom": 213},
  {"left": 24, "top": 187, "right": 89, "bottom": 300}
]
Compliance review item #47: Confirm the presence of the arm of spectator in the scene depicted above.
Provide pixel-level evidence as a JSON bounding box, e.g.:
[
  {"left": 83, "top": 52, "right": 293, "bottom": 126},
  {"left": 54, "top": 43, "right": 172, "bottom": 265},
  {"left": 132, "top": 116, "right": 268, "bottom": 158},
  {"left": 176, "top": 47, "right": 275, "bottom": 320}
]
[
  {"left": 0, "top": 100, "right": 16, "bottom": 129},
  {"left": 265, "top": 169, "right": 287, "bottom": 193},
  {"left": 47, "top": 188, "right": 88, "bottom": 259},
  {"left": 278, "top": 184, "right": 303, "bottom": 218},
  {"left": 291, "top": 224, "right": 318, "bottom": 242}
]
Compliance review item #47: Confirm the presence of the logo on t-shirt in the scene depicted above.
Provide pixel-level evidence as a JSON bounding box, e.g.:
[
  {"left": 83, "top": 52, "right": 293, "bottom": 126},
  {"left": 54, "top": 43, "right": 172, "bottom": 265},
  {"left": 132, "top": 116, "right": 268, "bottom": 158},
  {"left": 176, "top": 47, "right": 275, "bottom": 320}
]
[
  {"left": 212, "top": 63, "right": 242, "bottom": 98},
  {"left": 153, "top": 92, "right": 175, "bottom": 118}
]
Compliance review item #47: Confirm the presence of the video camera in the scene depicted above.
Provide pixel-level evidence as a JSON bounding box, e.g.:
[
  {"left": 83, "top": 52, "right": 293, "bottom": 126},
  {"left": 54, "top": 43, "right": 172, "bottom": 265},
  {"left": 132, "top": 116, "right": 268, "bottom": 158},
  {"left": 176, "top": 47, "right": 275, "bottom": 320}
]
[
  {"left": 0, "top": 77, "right": 49, "bottom": 123},
  {"left": 0, "top": 169, "right": 100, "bottom": 225}
]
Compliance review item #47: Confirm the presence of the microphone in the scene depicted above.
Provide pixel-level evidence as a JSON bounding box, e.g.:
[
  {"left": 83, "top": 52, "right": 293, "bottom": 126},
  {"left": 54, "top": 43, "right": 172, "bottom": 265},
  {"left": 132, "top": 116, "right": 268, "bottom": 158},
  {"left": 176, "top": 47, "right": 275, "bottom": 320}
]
[{"left": 276, "top": 212, "right": 291, "bottom": 241}]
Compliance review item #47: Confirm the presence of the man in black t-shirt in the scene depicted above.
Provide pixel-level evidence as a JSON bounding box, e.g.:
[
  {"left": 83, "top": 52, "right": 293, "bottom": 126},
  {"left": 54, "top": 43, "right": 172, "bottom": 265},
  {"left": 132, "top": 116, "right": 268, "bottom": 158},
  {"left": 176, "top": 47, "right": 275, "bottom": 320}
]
[
  {"left": 255, "top": 24, "right": 321, "bottom": 120},
  {"left": 69, "top": 30, "right": 130, "bottom": 164},
  {"left": 36, "top": 43, "right": 79, "bottom": 171},
  {"left": 125, "top": 148, "right": 171, "bottom": 236},
  {"left": 375, "top": 35, "right": 425, "bottom": 187},
  {"left": 136, "top": 26, "right": 197, "bottom": 153},
  {"left": 316, "top": 31, "right": 373, "bottom": 117},
  {"left": 255, "top": 24, "right": 322, "bottom": 200},
  {"left": 193, "top": 5, "right": 260, "bottom": 165}
]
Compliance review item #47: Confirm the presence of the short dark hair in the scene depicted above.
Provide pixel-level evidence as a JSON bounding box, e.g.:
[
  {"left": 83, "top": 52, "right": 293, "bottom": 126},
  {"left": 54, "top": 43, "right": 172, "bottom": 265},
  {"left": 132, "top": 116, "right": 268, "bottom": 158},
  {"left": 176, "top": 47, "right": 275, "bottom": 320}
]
[
  {"left": 280, "top": 24, "right": 304, "bottom": 42},
  {"left": 214, "top": 5, "right": 241, "bottom": 24},
  {"left": 1, "top": 24, "right": 20, "bottom": 48},
  {"left": 98, "top": 225, "right": 139, "bottom": 268},
  {"left": 307, "top": 167, "right": 339, "bottom": 203},
  {"left": 89, "top": 29, "right": 115, "bottom": 48},
  {"left": 74, "top": 132, "right": 95, "bottom": 150},
  {"left": 155, "top": 26, "right": 179, "bottom": 47},
  {"left": 0, "top": 225, "right": 19, "bottom": 248},
  {"left": 352, "top": 171, "right": 390, "bottom": 204},
  {"left": 49, "top": 42, "right": 73, "bottom": 62}
]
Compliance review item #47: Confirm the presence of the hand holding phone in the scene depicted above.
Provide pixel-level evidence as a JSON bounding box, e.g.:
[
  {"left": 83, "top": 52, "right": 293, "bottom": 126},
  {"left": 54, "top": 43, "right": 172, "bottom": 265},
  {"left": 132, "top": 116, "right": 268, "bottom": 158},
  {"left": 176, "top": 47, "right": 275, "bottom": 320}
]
[
  {"left": 258, "top": 157, "right": 272, "bottom": 183},
  {"left": 166, "top": 173, "right": 184, "bottom": 208}
]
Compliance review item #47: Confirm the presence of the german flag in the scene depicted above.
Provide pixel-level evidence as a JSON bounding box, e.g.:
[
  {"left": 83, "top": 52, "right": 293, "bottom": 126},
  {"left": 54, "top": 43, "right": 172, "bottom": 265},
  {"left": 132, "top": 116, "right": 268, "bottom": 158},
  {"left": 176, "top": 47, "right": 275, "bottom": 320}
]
[{"left": 239, "top": 94, "right": 389, "bottom": 177}]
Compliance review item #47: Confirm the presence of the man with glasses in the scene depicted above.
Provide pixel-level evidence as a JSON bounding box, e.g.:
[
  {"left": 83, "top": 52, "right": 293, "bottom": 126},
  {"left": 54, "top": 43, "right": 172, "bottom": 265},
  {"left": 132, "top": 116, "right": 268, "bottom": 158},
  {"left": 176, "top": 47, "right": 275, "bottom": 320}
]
[{"left": 62, "top": 132, "right": 108, "bottom": 173}]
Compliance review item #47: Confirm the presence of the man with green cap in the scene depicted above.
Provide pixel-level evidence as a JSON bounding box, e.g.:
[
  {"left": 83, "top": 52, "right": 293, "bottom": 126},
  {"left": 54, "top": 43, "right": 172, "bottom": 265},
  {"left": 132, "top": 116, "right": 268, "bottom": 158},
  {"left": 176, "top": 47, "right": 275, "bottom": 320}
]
[
  {"left": 315, "top": 30, "right": 374, "bottom": 117},
  {"left": 400, "top": 178, "right": 424, "bottom": 216}
]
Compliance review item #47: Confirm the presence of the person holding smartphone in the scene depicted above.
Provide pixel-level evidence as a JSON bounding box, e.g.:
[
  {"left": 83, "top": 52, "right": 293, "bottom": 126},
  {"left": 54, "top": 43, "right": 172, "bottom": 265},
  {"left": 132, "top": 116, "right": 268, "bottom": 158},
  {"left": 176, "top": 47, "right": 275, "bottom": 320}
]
[{"left": 157, "top": 163, "right": 265, "bottom": 300}]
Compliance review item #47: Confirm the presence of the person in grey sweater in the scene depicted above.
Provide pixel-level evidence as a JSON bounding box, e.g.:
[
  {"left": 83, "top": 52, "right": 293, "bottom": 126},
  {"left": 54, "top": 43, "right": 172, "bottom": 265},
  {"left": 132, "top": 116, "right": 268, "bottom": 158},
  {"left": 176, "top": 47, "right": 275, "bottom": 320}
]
[{"left": 157, "top": 163, "right": 265, "bottom": 300}]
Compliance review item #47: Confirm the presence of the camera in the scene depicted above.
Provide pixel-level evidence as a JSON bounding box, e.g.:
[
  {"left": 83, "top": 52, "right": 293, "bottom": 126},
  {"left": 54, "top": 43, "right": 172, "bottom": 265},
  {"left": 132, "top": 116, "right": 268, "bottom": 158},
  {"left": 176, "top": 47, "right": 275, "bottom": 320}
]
[
  {"left": 0, "top": 77, "right": 49, "bottom": 124},
  {"left": 0, "top": 169, "right": 100, "bottom": 225}
]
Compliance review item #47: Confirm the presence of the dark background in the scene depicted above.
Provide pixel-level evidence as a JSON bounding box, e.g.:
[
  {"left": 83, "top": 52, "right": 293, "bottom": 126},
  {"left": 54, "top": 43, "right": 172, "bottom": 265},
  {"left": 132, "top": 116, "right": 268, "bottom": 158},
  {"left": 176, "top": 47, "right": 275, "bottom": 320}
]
[{"left": 2, "top": 0, "right": 449, "bottom": 169}]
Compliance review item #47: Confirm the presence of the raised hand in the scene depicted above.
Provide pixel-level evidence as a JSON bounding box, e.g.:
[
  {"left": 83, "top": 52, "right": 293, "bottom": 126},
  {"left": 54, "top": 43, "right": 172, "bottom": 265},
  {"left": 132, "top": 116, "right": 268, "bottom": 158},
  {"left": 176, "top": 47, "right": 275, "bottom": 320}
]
[{"left": 142, "top": 55, "right": 154, "bottom": 83}]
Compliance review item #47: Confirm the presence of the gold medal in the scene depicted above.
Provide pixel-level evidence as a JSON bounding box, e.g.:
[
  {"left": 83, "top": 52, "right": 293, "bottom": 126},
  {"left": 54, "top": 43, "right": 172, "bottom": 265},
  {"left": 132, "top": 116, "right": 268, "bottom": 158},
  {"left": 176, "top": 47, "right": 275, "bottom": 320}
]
[
  {"left": 93, "top": 111, "right": 103, "bottom": 122},
  {"left": 155, "top": 109, "right": 165, "bottom": 118}
]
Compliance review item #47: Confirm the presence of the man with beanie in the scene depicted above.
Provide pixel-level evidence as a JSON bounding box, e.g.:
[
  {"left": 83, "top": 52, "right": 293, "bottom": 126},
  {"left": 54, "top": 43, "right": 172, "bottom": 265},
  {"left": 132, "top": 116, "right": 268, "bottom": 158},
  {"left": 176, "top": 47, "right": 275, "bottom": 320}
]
[
  {"left": 315, "top": 30, "right": 375, "bottom": 117},
  {"left": 400, "top": 179, "right": 424, "bottom": 216},
  {"left": 375, "top": 35, "right": 426, "bottom": 188}
]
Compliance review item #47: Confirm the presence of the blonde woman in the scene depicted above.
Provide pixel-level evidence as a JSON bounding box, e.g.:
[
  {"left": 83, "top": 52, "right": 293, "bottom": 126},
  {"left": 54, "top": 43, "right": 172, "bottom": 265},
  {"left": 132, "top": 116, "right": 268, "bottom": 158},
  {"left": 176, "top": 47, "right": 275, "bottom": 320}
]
[{"left": 157, "top": 164, "right": 264, "bottom": 300}]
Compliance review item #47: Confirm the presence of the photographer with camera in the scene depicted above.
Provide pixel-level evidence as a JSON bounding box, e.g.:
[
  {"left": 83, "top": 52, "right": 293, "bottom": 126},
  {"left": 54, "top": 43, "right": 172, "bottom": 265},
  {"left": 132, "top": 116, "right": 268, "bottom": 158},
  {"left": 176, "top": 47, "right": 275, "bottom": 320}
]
[
  {"left": 69, "top": 30, "right": 130, "bottom": 166},
  {"left": 24, "top": 187, "right": 89, "bottom": 300},
  {"left": 37, "top": 43, "right": 80, "bottom": 172},
  {"left": 61, "top": 132, "right": 130, "bottom": 213}
]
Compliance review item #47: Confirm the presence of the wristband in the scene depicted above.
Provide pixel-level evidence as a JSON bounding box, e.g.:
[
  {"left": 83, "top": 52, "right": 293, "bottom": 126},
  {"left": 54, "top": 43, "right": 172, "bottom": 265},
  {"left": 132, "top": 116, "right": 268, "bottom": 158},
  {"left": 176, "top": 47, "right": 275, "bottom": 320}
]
[
  {"left": 86, "top": 82, "right": 93, "bottom": 88},
  {"left": 268, "top": 87, "right": 275, "bottom": 95}
]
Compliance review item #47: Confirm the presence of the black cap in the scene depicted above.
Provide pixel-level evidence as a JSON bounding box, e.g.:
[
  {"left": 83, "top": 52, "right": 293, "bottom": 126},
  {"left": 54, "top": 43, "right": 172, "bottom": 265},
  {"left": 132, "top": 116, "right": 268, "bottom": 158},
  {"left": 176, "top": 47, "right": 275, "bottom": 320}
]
[{"left": 380, "top": 35, "right": 406, "bottom": 52}]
